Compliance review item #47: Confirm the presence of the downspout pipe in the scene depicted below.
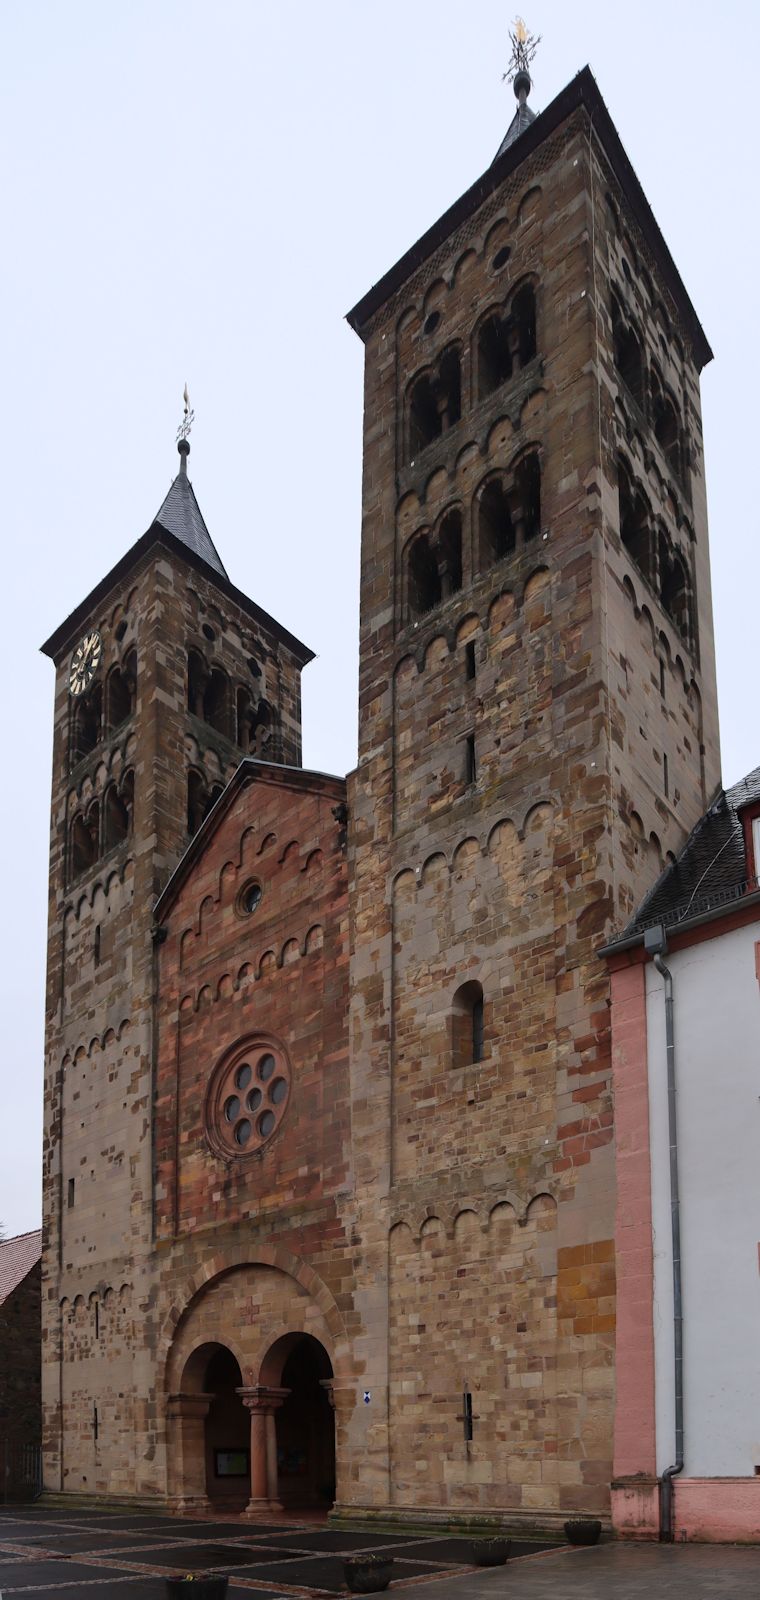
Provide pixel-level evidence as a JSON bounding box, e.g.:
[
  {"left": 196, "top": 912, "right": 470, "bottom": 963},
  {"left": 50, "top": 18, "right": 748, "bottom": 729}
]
[{"left": 644, "top": 925, "right": 683, "bottom": 1541}]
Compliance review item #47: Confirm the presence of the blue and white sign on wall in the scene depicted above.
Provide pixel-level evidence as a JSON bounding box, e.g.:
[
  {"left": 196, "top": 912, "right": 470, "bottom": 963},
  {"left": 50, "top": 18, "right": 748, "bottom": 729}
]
[{"left": 363, "top": 1390, "right": 371, "bottom": 1405}]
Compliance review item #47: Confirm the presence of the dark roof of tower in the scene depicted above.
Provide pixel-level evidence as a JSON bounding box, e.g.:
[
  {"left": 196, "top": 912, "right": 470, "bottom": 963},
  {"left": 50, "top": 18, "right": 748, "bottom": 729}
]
[
  {"left": 40, "top": 444, "right": 314, "bottom": 666},
  {"left": 153, "top": 452, "right": 228, "bottom": 580},
  {"left": 602, "top": 764, "right": 760, "bottom": 952},
  {"left": 493, "top": 98, "right": 537, "bottom": 159},
  {"left": 347, "top": 66, "right": 712, "bottom": 372}
]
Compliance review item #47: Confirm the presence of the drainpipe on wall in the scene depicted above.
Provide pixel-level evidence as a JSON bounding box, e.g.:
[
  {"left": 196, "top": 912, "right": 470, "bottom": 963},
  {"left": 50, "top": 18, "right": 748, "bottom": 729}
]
[{"left": 643, "top": 925, "right": 683, "bottom": 1542}]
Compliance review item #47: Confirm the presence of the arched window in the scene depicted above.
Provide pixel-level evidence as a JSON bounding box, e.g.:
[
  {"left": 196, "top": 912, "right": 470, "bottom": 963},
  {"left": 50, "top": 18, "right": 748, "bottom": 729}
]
[
  {"left": 477, "top": 452, "right": 540, "bottom": 573},
  {"left": 70, "top": 683, "right": 102, "bottom": 766},
  {"left": 103, "top": 771, "right": 133, "bottom": 851},
  {"left": 452, "top": 980, "right": 485, "bottom": 1069},
  {"left": 437, "top": 508, "right": 463, "bottom": 597},
  {"left": 407, "top": 347, "right": 461, "bottom": 462},
  {"left": 187, "top": 649, "right": 207, "bottom": 718},
  {"left": 652, "top": 387, "right": 682, "bottom": 480},
  {"left": 187, "top": 769, "right": 207, "bottom": 837},
  {"left": 70, "top": 801, "right": 100, "bottom": 879},
  {"left": 660, "top": 548, "right": 691, "bottom": 645},
  {"left": 618, "top": 457, "right": 653, "bottom": 585},
  {"left": 105, "top": 651, "right": 136, "bottom": 734},
  {"left": 203, "top": 667, "right": 230, "bottom": 739},
  {"left": 236, "top": 686, "right": 253, "bottom": 749},
  {"left": 408, "top": 534, "right": 441, "bottom": 618},
  {"left": 250, "top": 699, "right": 273, "bottom": 757},
  {"left": 477, "top": 284, "right": 537, "bottom": 400},
  {"left": 479, "top": 478, "right": 515, "bottom": 568},
  {"left": 612, "top": 297, "right": 644, "bottom": 407}
]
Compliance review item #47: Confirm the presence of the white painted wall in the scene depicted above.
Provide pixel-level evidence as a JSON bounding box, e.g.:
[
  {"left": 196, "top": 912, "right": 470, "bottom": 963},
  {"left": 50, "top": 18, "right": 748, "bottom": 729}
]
[{"left": 647, "top": 922, "right": 760, "bottom": 1477}]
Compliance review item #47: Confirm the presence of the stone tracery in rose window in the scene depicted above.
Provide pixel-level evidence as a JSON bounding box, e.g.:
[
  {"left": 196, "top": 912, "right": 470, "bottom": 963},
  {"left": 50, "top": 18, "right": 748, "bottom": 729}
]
[{"left": 206, "top": 1037, "right": 291, "bottom": 1158}]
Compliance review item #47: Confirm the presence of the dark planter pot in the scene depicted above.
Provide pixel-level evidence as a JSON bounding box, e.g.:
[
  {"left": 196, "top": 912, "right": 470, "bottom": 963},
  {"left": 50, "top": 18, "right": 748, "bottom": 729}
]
[
  {"left": 470, "top": 1538, "right": 511, "bottom": 1566},
  {"left": 165, "top": 1579, "right": 229, "bottom": 1600},
  {"left": 564, "top": 1519, "right": 602, "bottom": 1546},
  {"left": 343, "top": 1556, "right": 395, "bottom": 1593}
]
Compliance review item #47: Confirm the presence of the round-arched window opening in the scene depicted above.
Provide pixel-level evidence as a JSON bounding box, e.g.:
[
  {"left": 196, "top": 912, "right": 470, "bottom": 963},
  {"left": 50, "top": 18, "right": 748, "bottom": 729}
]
[
  {"left": 237, "top": 880, "right": 263, "bottom": 917},
  {"left": 115, "top": 619, "right": 128, "bottom": 643},
  {"left": 248, "top": 657, "right": 262, "bottom": 678},
  {"left": 423, "top": 310, "right": 441, "bottom": 336},
  {"left": 202, "top": 622, "right": 216, "bottom": 642},
  {"left": 491, "top": 246, "right": 511, "bottom": 271},
  {"left": 206, "top": 1037, "right": 292, "bottom": 1160}
]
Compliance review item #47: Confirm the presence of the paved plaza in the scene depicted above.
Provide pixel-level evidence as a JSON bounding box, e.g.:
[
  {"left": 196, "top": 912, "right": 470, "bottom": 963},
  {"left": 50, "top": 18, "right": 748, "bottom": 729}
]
[{"left": 0, "top": 1507, "right": 758, "bottom": 1600}]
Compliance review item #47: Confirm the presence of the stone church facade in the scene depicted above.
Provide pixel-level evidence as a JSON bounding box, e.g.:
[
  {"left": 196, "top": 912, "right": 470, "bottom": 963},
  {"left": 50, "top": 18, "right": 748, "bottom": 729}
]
[{"left": 41, "top": 66, "right": 720, "bottom": 1526}]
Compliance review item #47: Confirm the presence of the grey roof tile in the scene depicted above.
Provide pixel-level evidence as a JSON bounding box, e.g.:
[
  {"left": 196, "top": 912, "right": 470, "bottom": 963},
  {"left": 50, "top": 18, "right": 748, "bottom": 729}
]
[
  {"left": 493, "top": 99, "right": 537, "bottom": 160},
  {"left": 623, "top": 763, "right": 760, "bottom": 940},
  {"left": 152, "top": 451, "right": 228, "bottom": 580}
]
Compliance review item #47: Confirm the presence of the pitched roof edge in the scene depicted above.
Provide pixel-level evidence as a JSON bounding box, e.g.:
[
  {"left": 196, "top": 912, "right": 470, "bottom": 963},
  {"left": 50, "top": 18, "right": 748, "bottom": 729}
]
[
  {"left": 346, "top": 67, "right": 711, "bottom": 370},
  {"left": 153, "top": 758, "right": 348, "bottom": 923},
  {"left": 40, "top": 525, "right": 315, "bottom": 667}
]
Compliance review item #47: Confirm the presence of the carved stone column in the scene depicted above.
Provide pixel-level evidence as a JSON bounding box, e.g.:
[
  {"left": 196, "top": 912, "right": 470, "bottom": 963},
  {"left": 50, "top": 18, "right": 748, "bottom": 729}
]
[
  {"left": 237, "top": 1385, "right": 290, "bottom": 1515},
  {"left": 166, "top": 1392, "right": 213, "bottom": 1512}
]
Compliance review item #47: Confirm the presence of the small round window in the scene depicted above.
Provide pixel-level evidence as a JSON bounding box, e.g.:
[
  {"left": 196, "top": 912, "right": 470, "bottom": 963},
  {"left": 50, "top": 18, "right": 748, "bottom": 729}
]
[
  {"left": 237, "top": 880, "right": 263, "bottom": 917},
  {"left": 207, "top": 1038, "right": 292, "bottom": 1159}
]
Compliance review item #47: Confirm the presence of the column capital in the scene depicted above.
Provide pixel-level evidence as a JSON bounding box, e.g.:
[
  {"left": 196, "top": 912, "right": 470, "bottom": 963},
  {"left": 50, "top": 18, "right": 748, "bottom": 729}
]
[{"left": 236, "top": 1384, "right": 290, "bottom": 1412}]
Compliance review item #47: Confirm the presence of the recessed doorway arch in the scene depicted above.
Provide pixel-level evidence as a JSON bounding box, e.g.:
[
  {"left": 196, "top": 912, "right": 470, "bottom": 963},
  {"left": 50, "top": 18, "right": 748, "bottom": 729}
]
[
  {"left": 172, "top": 1341, "right": 250, "bottom": 1511},
  {"left": 260, "top": 1333, "right": 336, "bottom": 1509}
]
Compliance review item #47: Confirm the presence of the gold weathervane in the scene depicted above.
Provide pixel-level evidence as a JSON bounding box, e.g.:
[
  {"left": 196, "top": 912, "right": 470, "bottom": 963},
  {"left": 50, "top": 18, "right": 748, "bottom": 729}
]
[
  {"left": 176, "top": 383, "right": 195, "bottom": 443},
  {"left": 504, "top": 15, "right": 541, "bottom": 83}
]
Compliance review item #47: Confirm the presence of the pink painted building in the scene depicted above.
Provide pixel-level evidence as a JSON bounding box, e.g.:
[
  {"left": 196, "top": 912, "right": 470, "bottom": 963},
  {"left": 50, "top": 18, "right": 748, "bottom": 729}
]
[{"left": 605, "top": 765, "right": 760, "bottom": 1542}]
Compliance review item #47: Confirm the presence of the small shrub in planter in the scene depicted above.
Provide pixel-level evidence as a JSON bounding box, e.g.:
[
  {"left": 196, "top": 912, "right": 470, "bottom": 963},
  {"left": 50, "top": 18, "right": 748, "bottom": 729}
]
[
  {"left": 563, "top": 1519, "right": 602, "bottom": 1546},
  {"left": 470, "top": 1537, "right": 511, "bottom": 1566},
  {"left": 343, "top": 1554, "right": 395, "bottom": 1593},
  {"left": 165, "top": 1577, "right": 229, "bottom": 1600}
]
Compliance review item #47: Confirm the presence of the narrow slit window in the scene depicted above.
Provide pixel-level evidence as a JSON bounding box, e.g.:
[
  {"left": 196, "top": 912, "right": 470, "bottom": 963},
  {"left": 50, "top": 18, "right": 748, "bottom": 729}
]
[
  {"left": 663, "top": 751, "right": 669, "bottom": 799},
  {"left": 67, "top": 1178, "right": 75, "bottom": 1209},
  {"left": 465, "top": 641, "right": 476, "bottom": 680},
  {"left": 465, "top": 733, "right": 476, "bottom": 786}
]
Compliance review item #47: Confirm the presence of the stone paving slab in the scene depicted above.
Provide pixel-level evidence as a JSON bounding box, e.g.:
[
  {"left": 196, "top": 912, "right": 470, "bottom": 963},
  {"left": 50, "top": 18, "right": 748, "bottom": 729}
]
[{"left": 405, "top": 1542, "right": 760, "bottom": 1600}]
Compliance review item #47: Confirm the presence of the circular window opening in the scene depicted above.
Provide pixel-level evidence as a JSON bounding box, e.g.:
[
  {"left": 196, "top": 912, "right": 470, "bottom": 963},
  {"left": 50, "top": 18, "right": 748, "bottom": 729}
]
[
  {"left": 237, "top": 881, "right": 262, "bottom": 917},
  {"left": 202, "top": 622, "right": 216, "bottom": 642},
  {"left": 206, "top": 1038, "right": 292, "bottom": 1160},
  {"left": 423, "top": 310, "right": 441, "bottom": 335},
  {"left": 491, "top": 246, "right": 511, "bottom": 270}
]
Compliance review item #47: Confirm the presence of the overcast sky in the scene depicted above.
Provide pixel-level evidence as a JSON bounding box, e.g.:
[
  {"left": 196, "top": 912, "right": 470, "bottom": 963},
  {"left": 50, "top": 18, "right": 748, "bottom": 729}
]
[{"left": 0, "top": 0, "right": 757, "bottom": 1236}]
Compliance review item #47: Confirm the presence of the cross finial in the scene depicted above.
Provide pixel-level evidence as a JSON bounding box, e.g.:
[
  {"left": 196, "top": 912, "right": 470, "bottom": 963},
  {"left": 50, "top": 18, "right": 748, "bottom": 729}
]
[
  {"left": 176, "top": 383, "right": 194, "bottom": 445},
  {"left": 504, "top": 15, "right": 541, "bottom": 93}
]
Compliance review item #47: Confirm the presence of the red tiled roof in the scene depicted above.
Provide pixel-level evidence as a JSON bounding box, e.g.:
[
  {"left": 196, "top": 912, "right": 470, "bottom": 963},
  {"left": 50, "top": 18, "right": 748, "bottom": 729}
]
[{"left": 0, "top": 1229, "right": 42, "bottom": 1306}]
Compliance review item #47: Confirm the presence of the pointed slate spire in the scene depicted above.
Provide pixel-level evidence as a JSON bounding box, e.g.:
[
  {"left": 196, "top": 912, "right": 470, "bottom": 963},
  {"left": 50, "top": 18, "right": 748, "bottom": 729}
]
[
  {"left": 493, "top": 18, "right": 540, "bottom": 162},
  {"left": 153, "top": 438, "right": 229, "bottom": 581}
]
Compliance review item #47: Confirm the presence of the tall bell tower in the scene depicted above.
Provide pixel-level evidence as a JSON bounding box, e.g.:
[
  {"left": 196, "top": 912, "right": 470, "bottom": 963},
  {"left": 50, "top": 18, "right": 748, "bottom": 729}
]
[
  {"left": 40, "top": 434, "right": 313, "bottom": 1495},
  {"left": 345, "top": 50, "right": 720, "bottom": 1519}
]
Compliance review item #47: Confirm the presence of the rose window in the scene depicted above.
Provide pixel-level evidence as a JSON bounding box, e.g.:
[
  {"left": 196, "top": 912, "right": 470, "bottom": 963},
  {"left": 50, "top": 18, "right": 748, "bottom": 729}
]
[{"left": 207, "top": 1039, "right": 291, "bottom": 1158}]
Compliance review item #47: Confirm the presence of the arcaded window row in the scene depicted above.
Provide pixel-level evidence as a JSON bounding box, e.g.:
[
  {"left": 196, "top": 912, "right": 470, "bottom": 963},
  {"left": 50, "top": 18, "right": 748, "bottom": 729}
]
[
  {"left": 618, "top": 456, "right": 693, "bottom": 647},
  {"left": 404, "top": 450, "right": 541, "bottom": 622},
  {"left": 612, "top": 293, "right": 687, "bottom": 488},
  {"left": 68, "top": 770, "right": 135, "bottom": 882},
  {"left": 405, "top": 283, "right": 537, "bottom": 464}
]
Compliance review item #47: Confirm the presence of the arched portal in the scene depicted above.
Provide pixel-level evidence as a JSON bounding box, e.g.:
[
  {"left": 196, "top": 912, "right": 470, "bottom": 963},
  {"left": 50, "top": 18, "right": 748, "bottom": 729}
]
[
  {"left": 261, "top": 1333, "right": 335, "bottom": 1509},
  {"left": 173, "top": 1341, "right": 250, "bottom": 1511}
]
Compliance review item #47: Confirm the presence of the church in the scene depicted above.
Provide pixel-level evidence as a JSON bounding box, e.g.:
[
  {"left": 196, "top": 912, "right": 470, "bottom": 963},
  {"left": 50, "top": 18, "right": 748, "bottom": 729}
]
[{"left": 40, "top": 51, "right": 721, "bottom": 1531}]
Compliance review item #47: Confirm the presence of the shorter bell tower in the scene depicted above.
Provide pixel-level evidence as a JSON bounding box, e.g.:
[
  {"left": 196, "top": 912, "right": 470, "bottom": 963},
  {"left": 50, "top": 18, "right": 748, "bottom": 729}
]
[{"left": 40, "top": 430, "right": 313, "bottom": 1495}]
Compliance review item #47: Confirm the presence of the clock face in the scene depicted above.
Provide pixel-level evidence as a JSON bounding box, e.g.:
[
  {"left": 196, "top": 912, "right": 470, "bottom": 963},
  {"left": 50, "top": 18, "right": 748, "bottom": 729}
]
[{"left": 69, "top": 630, "right": 102, "bottom": 697}]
